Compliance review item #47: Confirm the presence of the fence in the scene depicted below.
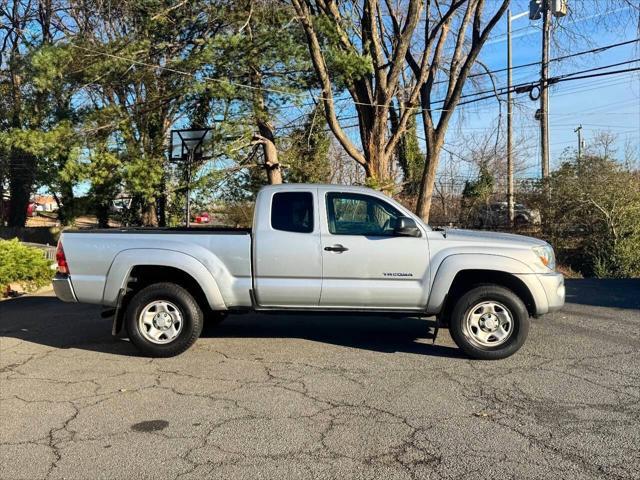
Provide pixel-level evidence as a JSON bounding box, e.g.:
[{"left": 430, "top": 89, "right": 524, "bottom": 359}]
[
  {"left": 420, "top": 177, "right": 544, "bottom": 228},
  {"left": 22, "top": 242, "right": 57, "bottom": 262}
]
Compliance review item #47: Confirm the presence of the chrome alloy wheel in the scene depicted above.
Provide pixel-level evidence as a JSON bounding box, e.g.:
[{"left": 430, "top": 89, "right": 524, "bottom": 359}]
[
  {"left": 463, "top": 301, "right": 513, "bottom": 348},
  {"left": 138, "top": 301, "right": 183, "bottom": 344}
]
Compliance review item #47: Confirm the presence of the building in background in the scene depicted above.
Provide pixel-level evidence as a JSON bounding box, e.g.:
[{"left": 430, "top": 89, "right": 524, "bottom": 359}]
[{"left": 33, "top": 195, "right": 57, "bottom": 212}]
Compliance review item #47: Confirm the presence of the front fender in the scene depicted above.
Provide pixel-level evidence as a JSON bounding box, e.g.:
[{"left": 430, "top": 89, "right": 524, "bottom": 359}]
[
  {"left": 102, "top": 249, "right": 226, "bottom": 310},
  {"left": 425, "top": 254, "right": 545, "bottom": 315}
]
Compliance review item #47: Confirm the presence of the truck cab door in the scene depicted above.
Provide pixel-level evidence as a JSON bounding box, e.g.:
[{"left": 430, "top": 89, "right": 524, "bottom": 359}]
[
  {"left": 253, "top": 188, "right": 322, "bottom": 307},
  {"left": 319, "top": 191, "right": 430, "bottom": 309}
]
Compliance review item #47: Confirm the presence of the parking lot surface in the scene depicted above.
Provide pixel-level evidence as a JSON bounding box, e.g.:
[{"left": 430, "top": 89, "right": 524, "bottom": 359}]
[{"left": 1, "top": 279, "right": 639, "bottom": 479}]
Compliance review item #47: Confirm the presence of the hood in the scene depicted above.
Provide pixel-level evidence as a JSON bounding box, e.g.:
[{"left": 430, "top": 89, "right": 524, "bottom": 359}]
[{"left": 441, "top": 229, "right": 547, "bottom": 248}]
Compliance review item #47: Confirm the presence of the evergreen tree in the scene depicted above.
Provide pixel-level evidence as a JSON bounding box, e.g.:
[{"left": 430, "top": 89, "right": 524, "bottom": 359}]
[{"left": 282, "top": 104, "right": 331, "bottom": 184}]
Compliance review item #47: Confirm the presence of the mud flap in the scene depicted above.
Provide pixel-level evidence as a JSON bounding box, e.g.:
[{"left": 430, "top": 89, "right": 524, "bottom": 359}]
[
  {"left": 431, "top": 320, "right": 441, "bottom": 344},
  {"left": 424, "top": 316, "right": 441, "bottom": 344},
  {"left": 111, "top": 288, "right": 126, "bottom": 336}
]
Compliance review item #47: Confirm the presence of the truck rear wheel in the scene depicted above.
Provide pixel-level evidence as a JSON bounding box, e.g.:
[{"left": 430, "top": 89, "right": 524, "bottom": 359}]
[
  {"left": 448, "top": 285, "right": 529, "bottom": 360},
  {"left": 125, "top": 282, "right": 203, "bottom": 357}
]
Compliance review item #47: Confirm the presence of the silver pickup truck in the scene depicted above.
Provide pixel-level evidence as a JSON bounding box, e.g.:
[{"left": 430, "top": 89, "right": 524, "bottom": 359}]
[{"left": 53, "top": 184, "right": 564, "bottom": 359}]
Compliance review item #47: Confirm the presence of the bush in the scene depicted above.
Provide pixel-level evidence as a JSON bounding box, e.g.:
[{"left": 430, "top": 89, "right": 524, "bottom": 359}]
[
  {"left": 541, "top": 156, "right": 640, "bottom": 278},
  {"left": 221, "top": 202, "right": 255, "bottom": 228},
  {"left": 0, "top": 238, "right": 54, "bottom": 292}
]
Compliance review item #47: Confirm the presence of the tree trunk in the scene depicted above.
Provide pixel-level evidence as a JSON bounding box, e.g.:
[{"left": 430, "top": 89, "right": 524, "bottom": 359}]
[
  {"left": 141, "top": 201, "right": 158, "bottom": 227},
  {"left": 256, "top": 119, "right": 282, "bottom": 185},
  {"left": 8, "top": 149, "right": 35, "bottom": 227},
  {"left": 56, "top": 182, "right": 75, "bottom": 226},
  {"left": 157, "top": 186, "right": 167, "bottom": 227},
  {"left": 250, "top": 68, "right": 282, "bottom": 185},
  {"left": 95, "top": 202, "right": 110, "bottom": 228},
  {"left": 92, "top": 182, "right": 110, "bottom": 228},
  {"left": 0, "top": 169, "right": 4, "bottom": 226},
  {"left": 390, "top": 101, "right": 421, "bottom": 196},
  {"left": 415, "top": 132, "right": 445, "bottom": 223},
  {"left": 362, "top": 112, "right": 393, "bottom": 191}
]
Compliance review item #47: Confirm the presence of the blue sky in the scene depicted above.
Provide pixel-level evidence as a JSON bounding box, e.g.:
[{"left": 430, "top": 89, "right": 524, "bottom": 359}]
[
  {"left": 65, "top": 1, "right": 639, "bottom": 198},
  {"left": 319, "top": 1, "right": 639, "bottom": 181},
  {"left": 436, "top": 0, "right": 639, "bottom": 177}
]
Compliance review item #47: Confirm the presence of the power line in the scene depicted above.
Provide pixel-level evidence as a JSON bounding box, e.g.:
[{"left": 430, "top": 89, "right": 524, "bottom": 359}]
[
  {"left": 545, "top": 76, "right": 634, "bottom": 97},
  {"left": 480, "top": 59, "right": 640, "bottom": 99},
  {"left": 274, "top": 38, "right": 640, "bottom": 112},
  {"left": 553, "top": 65, "right": 640, "bottom": 83},
  {"left": 435, "top": 37, "right": 640, "bottom": 86},
  {"left": 66, "top": 40, "right": 640, "bottom": 150},
  {"left": 297, "top": 59, "right": 640, "bottom": 128}
]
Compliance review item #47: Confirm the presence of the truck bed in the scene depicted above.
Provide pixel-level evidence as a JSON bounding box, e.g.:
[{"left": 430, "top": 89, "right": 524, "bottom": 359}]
[
  {"left": 65, "top": 227, "right": 251, "bottom": 234},
  {"left": 61, "top": 229, "right": 253, "bottom": 308}
]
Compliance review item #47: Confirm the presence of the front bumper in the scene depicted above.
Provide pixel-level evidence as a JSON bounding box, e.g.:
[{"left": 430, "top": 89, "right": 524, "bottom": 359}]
[
  {"left": 52, "top": 273, "right": 78, "bottom": 303},
  {"left": 515, "top": 271, "right": 565, "bottom": 316},
  {"left": 537, "top": 272, "right": 565, "bottom": 313}
]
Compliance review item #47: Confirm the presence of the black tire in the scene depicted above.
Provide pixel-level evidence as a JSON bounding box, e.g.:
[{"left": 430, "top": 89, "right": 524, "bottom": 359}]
[
  {"left": 125, "top": 282, "right": 203, "bottom": 357},
  {"left": 448, "top": 285, "right": 530, "bottom": 360}
]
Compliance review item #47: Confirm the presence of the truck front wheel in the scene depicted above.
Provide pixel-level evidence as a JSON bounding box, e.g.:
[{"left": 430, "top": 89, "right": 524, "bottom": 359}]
[
  {"left": 448, "top": 285, "right": 530, "bottom": 360},
  {"left": 125, "top": 282, "right": 203, "bottom": 357}
]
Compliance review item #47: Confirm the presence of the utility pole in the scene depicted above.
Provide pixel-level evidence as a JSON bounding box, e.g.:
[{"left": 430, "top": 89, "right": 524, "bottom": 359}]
[
  {"left": 507, "top": 10, "right": 528, "bottom": 227},
  {"left": 507, "top": 8, "right": 515, "bottom": 226},
  {"left": 574, "top": 124, "right": 583, "bottom": 166},
  {"left": 540, "top": 1, "right": 551, "bottom": 180},
  {"left": 530, "top": 0, "right": 566, "bottom": 179}
]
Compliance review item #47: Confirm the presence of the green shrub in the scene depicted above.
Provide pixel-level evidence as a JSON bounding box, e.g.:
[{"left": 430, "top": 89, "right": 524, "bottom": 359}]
[
  {"left": 540, "top": 157, "right": 640, "bottom": 278},
  {"left": 0, "top": 238, "right": 54, "bottom": 292}
]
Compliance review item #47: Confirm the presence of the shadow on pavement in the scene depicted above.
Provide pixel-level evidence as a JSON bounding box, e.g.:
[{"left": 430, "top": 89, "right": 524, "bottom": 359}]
[
  {"left": 565, "top": 279, "right": 640, "bottom": 310},
  {"left": 0, "top": 295, "right": 137, "bottom": 356},
  {"left": 205, "top": 311, "right": 464, "bottom": 358},
  {"left": 0, "top": 295, "right": 463, "bottom": 359}
]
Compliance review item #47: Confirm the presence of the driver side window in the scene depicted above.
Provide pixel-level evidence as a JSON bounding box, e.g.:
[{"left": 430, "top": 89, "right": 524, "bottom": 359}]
[{"left": 326, "top": 192, "right": 401, "bottom": 236}]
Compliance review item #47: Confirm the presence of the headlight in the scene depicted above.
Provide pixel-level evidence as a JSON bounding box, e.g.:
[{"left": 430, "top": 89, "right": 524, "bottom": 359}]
[{"left": 532, "top": 245, "right": 556, "bottom": 271}]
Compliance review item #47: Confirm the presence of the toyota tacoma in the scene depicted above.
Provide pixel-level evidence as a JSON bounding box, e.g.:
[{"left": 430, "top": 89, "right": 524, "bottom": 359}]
[{"left": 53, "top": 184, "right": 564, "bottom": 359}]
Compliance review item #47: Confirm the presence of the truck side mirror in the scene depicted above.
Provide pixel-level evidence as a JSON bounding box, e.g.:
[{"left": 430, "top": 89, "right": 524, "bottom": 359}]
[{"left": 394, "top": 217, "right": 421, "bottom": 237}]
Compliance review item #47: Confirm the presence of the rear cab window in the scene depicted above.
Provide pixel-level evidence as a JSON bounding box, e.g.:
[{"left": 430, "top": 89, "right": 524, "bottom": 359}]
[{"left": 271, "top": 192, "right": 314, "bottom": 233}]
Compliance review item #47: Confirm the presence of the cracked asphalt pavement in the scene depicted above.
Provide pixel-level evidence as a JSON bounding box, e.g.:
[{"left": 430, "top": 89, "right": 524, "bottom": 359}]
[{"left": 1, "top": 279, "right": 639, "bottom": 479}]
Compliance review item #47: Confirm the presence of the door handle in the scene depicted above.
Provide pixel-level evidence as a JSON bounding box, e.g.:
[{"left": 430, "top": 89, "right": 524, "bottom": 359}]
[{"left": 324, "top": 244, "right": 349, "bottom": 253}]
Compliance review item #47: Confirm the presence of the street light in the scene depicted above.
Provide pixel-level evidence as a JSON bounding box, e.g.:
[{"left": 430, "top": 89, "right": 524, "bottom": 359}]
[
  {"left": 529, "top": 0, "right": 568, "bottom": 181},
  {"left": 170, "top": 128, "right": 211, "bottom": 227},
  {"left": 507, "top": 9, "right": 529, "bottom": 227}
]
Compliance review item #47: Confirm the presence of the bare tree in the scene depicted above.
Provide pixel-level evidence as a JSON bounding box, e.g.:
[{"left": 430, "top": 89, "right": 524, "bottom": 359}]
[
  {"left": 432, "top": 151, "right": 464, "bottom": 225},
  {"left": 588, "top": 130, "right": 618, "bottom": 160},
  {"left": 396, "top": 0, "right": 510, "bottom": 221},
  {"left": 291, "top": 1, "right": 509, "bottom": 220},
  {"left": 453, "top": 125, "right": 536, "bottom": 180},
  {"left": 291, "top": 0, "right": 462, "bottom": 191},
  {"left": 328, "top": 141, "right": 365, "bottom": 185}
]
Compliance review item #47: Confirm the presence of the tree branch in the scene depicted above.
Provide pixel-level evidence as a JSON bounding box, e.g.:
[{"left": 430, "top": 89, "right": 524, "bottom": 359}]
[
  {"left": 291, "top": 0, "right": 366, "bottom": 166},
  {"left": 383, "top": 0, "right": 422, "bottom": 103},
  {"left": 438, "top": 0, "right": 509, "bottom": 135}
]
